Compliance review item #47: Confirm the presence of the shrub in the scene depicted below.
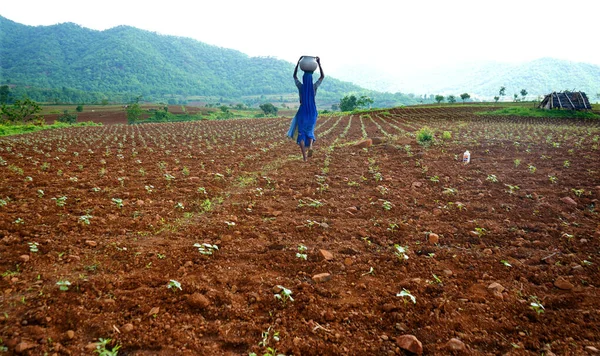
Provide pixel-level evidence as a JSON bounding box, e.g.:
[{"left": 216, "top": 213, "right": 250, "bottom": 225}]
[
  {"left": 57, "top": 110, "right": 77, "bottom": 124},
  {"left": 416, "top": 126, "right": 434, "bottom": 145},
  {"left": 442, "top": 131, "right": 452, "bottom": 140}
]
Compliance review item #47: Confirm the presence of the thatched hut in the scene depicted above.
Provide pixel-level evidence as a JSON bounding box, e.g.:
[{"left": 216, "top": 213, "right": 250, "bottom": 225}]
[{"left": 539, "top": 91, "right": 592, "bottom": 110}]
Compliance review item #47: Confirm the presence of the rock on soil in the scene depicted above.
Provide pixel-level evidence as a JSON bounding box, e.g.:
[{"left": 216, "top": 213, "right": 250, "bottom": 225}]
[
  {"left": 396, "top": 334, "right": 423, "bottom": 355},
  {"left": 554, "top": 277, "right": 574, "bottom": 290},
  {"left": 354, "top": 139, "right": 372, "bottom": 148},
  {"left": 446, "top": 338, "right": 467, "bottom": 352},
  {"left": 319, "top": 249, "right": 334, "bottom": 261},
  {"left": 561, "top": 197, "right": 577, "bottom": 206},
  {"left": 187, "top": 293, "right": 211, "bottom": 309},
  {"left": 427, "top": 233, "right": 439, "bottom": 244},
  {"left": 312, "top": 273, "right": 332, "bottom": 283},
  {"left": 15, "top": 341, "right": 37, "bottom": 353}
]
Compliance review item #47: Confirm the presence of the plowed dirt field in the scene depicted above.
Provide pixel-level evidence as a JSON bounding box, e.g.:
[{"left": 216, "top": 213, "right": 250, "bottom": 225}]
[{"left": 1, "top": 106, "right": 599, "bottom": 355}]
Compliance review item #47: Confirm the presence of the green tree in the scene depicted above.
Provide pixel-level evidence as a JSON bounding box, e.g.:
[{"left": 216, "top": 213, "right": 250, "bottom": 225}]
[
  {"left": 57, "top": 110, "right": 77, "bottom": 124},
  {"left": 460, "top": 93, "right": 470, "bottom": 103},
  {"left": 513, "top": 93, "right": 519, "bottom": 102},
  {"left": 434, "top": 95, "right": 444, "bottom": 104},
  {"left": 493, "top": 96, "right": 500, "bottom": 103},
  {"left": 520, "top": 89, "right": 528, "bottom": 101},
  {"left": 499, "top": 86, "right": 506, "bottom": 97},
  {"left": 0, "top": 97, "right": 42, "bottom": 124},
  {"left": 357, "top": 95, "right": 374, "bottom": 109},
  {"left": 126, "top": 103, "right": 142, "bottom": 124},
  {"left": 0, "top": 85, "right": 10, "bottom": 104},
  {"left": 259, "top": 103, "right": 278, "bottom": 116},
  {"left": 447, "top": 95, "right": 456, "bottom": 104},
  {"left": 339, "top": 94, "right": 358, "bottom": 111},
  {"left": 75, "top": 105, "right": 84, "bottom": 112}
]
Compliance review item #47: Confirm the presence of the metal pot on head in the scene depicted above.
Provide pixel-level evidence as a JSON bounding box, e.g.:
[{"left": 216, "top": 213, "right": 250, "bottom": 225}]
[{"left": 299, "top": 56, "right": 318, "bottom": 72}]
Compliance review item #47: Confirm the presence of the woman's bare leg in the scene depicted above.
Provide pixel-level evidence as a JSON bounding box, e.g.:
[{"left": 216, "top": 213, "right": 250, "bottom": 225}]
[
  {"left": 299, "top": 140, "right": 307, "bottom": 161},
  {"left": 307, "top": 138, "right": 313, "bottom": 158}
]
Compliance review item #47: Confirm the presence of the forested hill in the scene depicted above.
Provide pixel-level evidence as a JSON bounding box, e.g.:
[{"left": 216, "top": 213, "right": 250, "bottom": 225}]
[{"left": 0, "top": 16, "right": 420, "bottom": 106}]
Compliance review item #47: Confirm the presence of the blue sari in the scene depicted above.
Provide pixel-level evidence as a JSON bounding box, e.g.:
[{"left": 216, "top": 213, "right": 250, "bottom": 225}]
[{"left": 287, "top": 72, "right": 318, "bottom": 145}]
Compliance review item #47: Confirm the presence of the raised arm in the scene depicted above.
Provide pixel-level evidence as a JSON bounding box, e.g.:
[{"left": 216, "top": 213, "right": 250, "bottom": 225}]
[
  {"left": 293, "top": 56, "right": 302, "bottom": 81},
  {"left": 316, "top": 56, "right": 324, "bottom": 81}
]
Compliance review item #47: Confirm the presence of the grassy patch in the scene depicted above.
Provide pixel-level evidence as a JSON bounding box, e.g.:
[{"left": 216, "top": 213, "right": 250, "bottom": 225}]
[
  {"left": 477, "top": 107, "right": 599, "bottom": 119},
  {"left": 0, "top": 121, "right": 102, "bottom": 137}
]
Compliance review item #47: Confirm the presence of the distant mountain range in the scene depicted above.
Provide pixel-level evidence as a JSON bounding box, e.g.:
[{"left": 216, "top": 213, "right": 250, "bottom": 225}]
[
  {"left": 331, "top": 58, "right": 600, "bottom": 100},
  {"left": 0, "top": 15, "right": 419, "bottom": 106}
]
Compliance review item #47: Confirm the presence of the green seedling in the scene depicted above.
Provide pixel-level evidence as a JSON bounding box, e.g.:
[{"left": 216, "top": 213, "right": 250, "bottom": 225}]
[
  {"left": 52, "top": 196, "right": 67, "bottom": 207},
  {"left": 486, "top": 174, "right": 498, "bottom": 183},
  {"left": 297, "top": 198, "right": 323, "bottom": 208},
  {"left": 28, "top": 242, "right": 39, "bottom": 253},
  {"left": 361, "top": 267, "right": 375, "bottom": 276},
  {"left": 13, "top": 218, "right": 24, "bottom": 225},
  {"left": 175, "top": 202, "right": 184, "bottom": 210},
  {"left": 397, "top": 289, "right": 416, "bottom": 304},
  {"left": 571, "top": 188, "right": 584, "bottom": 197},
  {"left": 111, "top": 198, "right": 123, "bottom": 208},
  {"left": 167, "top": 279, "right": 182, "bottom": 291},
  {"left": 472, "top": 227, "right": 487, "bottom": 237},
  {"left": 505, "top": 184, "right": 520, "bottom": 195},
  {"left": 95, "top": 337, "right": 121, "bottom": 356},
  {"left": 37, "top": 189, "right": 44, "bottom": 198},
  {"left": 296, "top": 244, "right": 308, "bottom": 260},
  {"left": 443, "top": 187, "right": 457, "bottom": 195},
  {"left": 274, "top": 285, "right": 294, "bottom": 305},
  {"left": 381, "top": 200, "right": 393, "bottom": 211},
  {"left": 194, "top": 243, "right": 219, "bottom": 255},
  {"left": 548, "top": 175, "right": 558, "bottom": 184},
  {"left": 394, "top": 244, "right": 409, "bottom": 262},
  {"left": 79, "top": 214, "right": 93, "bottom": 225},
  {"left": 529, "top": 296, "right": 545, "bottom": 314},
  {"left": 56, "top": 280, "right": 71, "bottom": 291},
  {"left": 500, "top": 260, "right": 512, "bottom": 267}
]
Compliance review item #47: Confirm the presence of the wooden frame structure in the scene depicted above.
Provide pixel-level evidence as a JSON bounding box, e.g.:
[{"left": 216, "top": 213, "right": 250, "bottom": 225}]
[{"left": 539, "top": 91, "right": 592, "bottom": 110}]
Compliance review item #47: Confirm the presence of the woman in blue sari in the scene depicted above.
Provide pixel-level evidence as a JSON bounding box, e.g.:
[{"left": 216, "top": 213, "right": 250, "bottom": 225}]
[{"left": 287, "top": 56, "right": 324, "bottom": 161}]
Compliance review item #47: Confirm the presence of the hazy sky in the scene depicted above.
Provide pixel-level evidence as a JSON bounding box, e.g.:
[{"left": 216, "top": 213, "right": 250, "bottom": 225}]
[{"left": 2, "top": 0, "right": 599, "bottom": 75}]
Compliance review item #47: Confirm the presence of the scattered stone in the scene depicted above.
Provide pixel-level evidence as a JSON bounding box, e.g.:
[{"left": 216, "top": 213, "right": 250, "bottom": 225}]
[
  {"left": 382, "top": 303, "right": 397, "bottom": 313},
  {"left": 411, "top": 181, "right": 423, "bottom": 189},
  {"left": 18, "top": 255, "right": 30, "bottom": 263},
  {"left": 380, "top": 334, "right": 389, "bottom": 341},
  {"left": 396, "top": 334, "right": 423, "bottom": 355},
  {"left": 554, "top": 277, "right": 574, "bottom": 290},
  {"left": 446, "top": 338, "right": 467, "bottom": 352},
  {"left": 488, "top": 282, "right": 505, "bottom": 294},
  {"left": 442, "top": 269, "right": 453, "bottom": 277},
  {"left": 85, "top": 342, "right": 99, "bottom": 351},
  {"left": 136, "top": 199, "right": 145, "bottom": 206},
  {"left": 319, "top": 249, "right": 334, "bottom": 261},
  {"left": 427, "top": 233, "right": 439, "bottom": 244},
  {"left": 148, "top": 307, "right": 160, "bottom": 317},
  {"left": 561, "top": 197, "right": 578, "bottom": 206},
  {"left": 432, "top": 208, "right": 442, "bottom": 216},
  {"left": 483, "top": 248, "right": 493, "bottom": 255},
  {"left": 312, "top": 273, "right": 332, "bottom": 283},
  {"left": 67, "top": 255, "right": 81, "bottom": 262},
  {"left": 85, "top": 240, "right": 97, "bottom": 247},
  {"left": 370, "top": 137, "right": 386, "bottom": 145},
  {"left": 585, "top": 346, "right": 599, "bottom": 354},
  {"left": 187, "top": 293, "right": 210, "bottom": 309},
  {"left": 66, "top": 330, "right": 75, "bottom": 339},
  {"left": 15, "top": 341, "right": 37, "bottom": 353},
  {"left": 122, "top": 323, "right": 134, "bottom": 333},
  {"left": 354, "top": 139, "right": 373, "bottom": 149},
  {"left": 343, "top": 257, "right": 353, "bottom": 266}
]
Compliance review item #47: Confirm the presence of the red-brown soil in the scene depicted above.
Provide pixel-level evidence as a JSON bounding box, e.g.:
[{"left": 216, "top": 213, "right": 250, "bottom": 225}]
[{"left": 1, "top": 106, "right": 600, "bottom": 355}]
